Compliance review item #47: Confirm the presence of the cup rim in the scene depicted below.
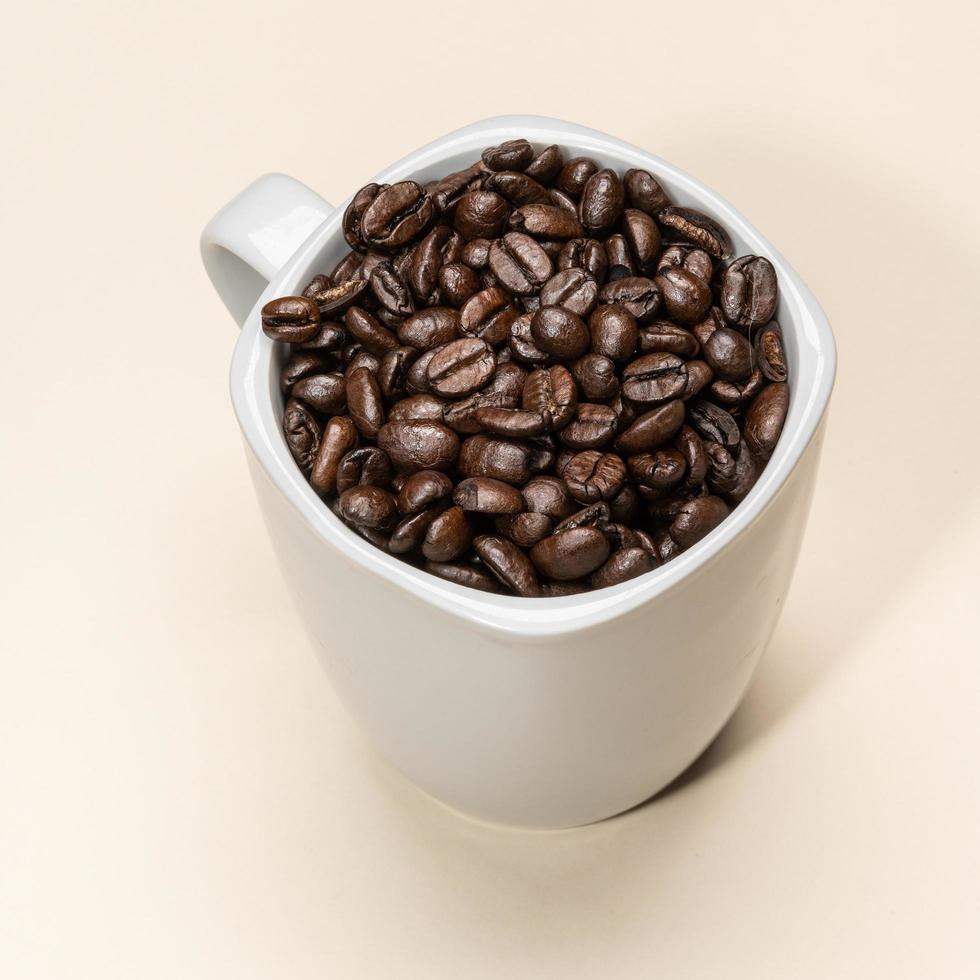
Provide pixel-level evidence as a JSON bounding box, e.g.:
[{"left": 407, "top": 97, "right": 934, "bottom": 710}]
[{"left": 229, "top": 114, "right": 836, "bottom": 639}]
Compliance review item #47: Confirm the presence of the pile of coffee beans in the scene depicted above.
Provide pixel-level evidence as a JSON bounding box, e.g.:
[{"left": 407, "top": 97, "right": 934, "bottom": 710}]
[{"left": 265, "top": 139, "right": 790, "bottom": 596}]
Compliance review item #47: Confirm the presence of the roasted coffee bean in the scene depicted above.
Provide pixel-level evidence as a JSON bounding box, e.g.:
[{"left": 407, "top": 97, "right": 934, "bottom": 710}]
[
  {"left": 421, "top": 505, "right": 472, "bottom": 561},
  {"left": 369, "top": 260, "right": 414, "bottom": 317},
  {"left": 598, "top": 277, "right": 661, "bottom": 323},
  {"left": 530, "top": 527, "right": 610, "bottom": 580},
  {"left": 538, "top": 268, "right": 598, "bottom": 317},
  {"left": 721, "top": 255, "right": 778, "bottom": 329},
  {"left": 744, "top": 382, "right": 789, "bottom": 459},
  {"left": 460, "top": 287, "right": 519, "bottom": 346},
  {"left": 261, "top": 296, "right": 320, "bottom": 343},
  {"left": 624, "top": 168, "right": 670, "bottom": 214},
  {"left": 525, "top": 144, "right": 564, "bottom": 183},
  {"left": 396, "top": 469, "right": 454, "bottom": 514},
  {"left": 346, "top": 367, "right": 385, "bottom": 439},
  {"left": 530, "top": 306, "right": 590, "bottom": 359},
  {"left": 438, "top": 261, "right": 480, "bottom": 308},
  {"left": 454, "top": 191, "right": 510, "bottom": 240},
  {"left": 622, "top": 353, "right": 688, "bottom": 403},
  {"left": 702, "top": 326, "right": 753, "bottom": 382},
  {"left": 654, "top": 267, "right": 712, "bottom": 325},
  {"left": 453, "top": 477, "right": 524, "bottom": 514},
  {"left": 310, "top": 416, "right": 358, "bottom": 494},
  {"left": 423, "top": 560, "right": 500, "bottom": 593},
  {"left": 629, "top": 448, "right": 687, "bottom": 493},
  {"left": 689, "top": 399, "right": 741, "bottom": 450},
  {"left": 755, "top": 321, "right": 788, "bottom": 382},
  {"left": 572, "top": 354, "right": 619, "bottom": 401},
  {"left": 495, "top": 511, "right": 553, "bottom": 548},
  {"left": 558, "top": 238, "right": 608, "bottom": 283},
  {"left": 360, "top": 181, "right": 434, "bottom": 249},
  {"left": 558, "top": 403, "right": 618, "bottom": 449},
  {"left": 509, "top": 204, "right": 583, "bottom": 240},
  {"left": 397, "top": 307, "right": 460, "bottom": 351},
  {"left": 473, "top": 535, "right": 542, "bottom": 596},
  {"left": 562, "top": 450, "right": 626, "bottom": 503},
  {"left": 474, "top": 406, "right": 547, "bottom": 438},
  {"left": 669, "top": 496, "right": 730, "bottom": 548},
  {"left": 262, "top": 141, "right": 789, "bottom": 595},
  {"left": 459, "top": 435, "right": 532, "bottom": 485},
  {"left": 377, "top": 419, "right": 459, "bottom": 472},
  {"left": 605, "top": 234, "right": 635, "bottom": 280},
  {"left": 638, "top": 321, "right": 700, "bottom": 359},
  {"left": 622, "top": 208, "right": 662, "bottom": 275},
  {"left": 522, "top": 364, "right": 577, "bottom": 428},
  {"left": 484, "top": 170, "right": 551, "bottom": 206},
  {"left": 614, "top": 400, "right": 685, "bottom": 454},
  {"left": 658, "top": 206, "right": 732, "bottom": 259},
  {"left": 578, "top": 169, "right": 625, "bottom": 235},
  {"left": 589, "top": 304, "right": 638, "bottom": 362},
  {"left": 482, "top": 138, "right": 534, "bottom": 172},
  {"left": 427, "top": 337, "right": 496, "bottom": 398},
  {"left": 557, "top": 157, "right": 599, "bottom": 199},
  {"left": 488, "top": 233, "right": 553, "bottom": 295},
  {"left": 291, "top": 371, "right": 347, "bottom": 415},
  {"left": 590, "top": 547, "right": 656, "bottom": 588},
  {"left": 281, "top": 353, "right": 327, "bottom": 393},
  {"left": 344, "top": 306, "right": 399, "bottom": 356},
  {"left": 336, "top": 447, "right": 393, "bottom": 494},
  {"left": 338, "top": 485, "right": 397, "bottom": 529},
  {"left": 282, "top": 398, "right": 321, "bottom": 470}
]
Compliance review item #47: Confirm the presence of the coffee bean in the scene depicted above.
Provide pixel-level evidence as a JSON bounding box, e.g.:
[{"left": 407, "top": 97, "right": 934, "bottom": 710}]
[
  {"left": 556, "top": 502, "right": 610, "bottom": 532},
  {"left": 397, "top": 307, "right": 460, "bottom": 351},
  {"left": 474, "top": 406, "right": 547, "bottom": 438},
  {"left": 562, "top": 450, "right": 626, "bottom": 503},
  {"left": 344, "top": 349, "right": 380, "bottom": 379},
  {"left": 522, "top": 364, "right": 577, "bottom": 428},
  {"left": 702, "top": 326, "right": 753, "bottom": 382},
  {"left": 598, "top": 277, "right": 661, "bottom": 323},
  {"left": 629, "top": 448, "right": 687, "bottom": 493},
  {"left": 557, "top": 157, "right": 599, "bottom": 199},
  {"left": 638, "top": 321, "right": 700, "bottom": 359},
  {"left": 422, "top": 505, "right": 472, "bottom": 562},
  {"left": 682, "top": 360, "right": 714, "bottom": 400},
  {"left": 473, "top": 535, "right": 542, "bottom": 596},
  {"left": 342, "top": 184, "right": 382, "bottom": 249},
  {"left": 427, "top": 337, "right": 496, "bottom": 398},
  {"left": 755, "top": 321, "right": 788, "bottom": 382},
  {"left": 530, "top": 306, "right": 590, "bottom": 359},
  {"left": 558, "top": 403, "right": 618, "bottom": 449},
  {"left": 589, "top": 547, "right": 656, "bottom": 588},
  {"left": 623, "top": 168, "right": 670, "bottom": 214},
  {"left": 369, "top": 260, "right": 414, "bottom": 317},
  {"left": 343, "top": 306, "right": 399, "bottom": 356},
  {"left": 721, "top": 255, "right": 778, "bottom": 329},
  {"left": 674, "top": 425, "right": 708, "bottom": 490},
  {"left": 524, "top": 144, "right": 564, "bottom": 183},
  {"left": 654, "top": 267, "right": 712, "bottom": 325},
  {"left": 488, "top": 233, "right": 553, "bottom": 295},
  {"left": 360, "top": 181, "right": 434, "bottom": 249},
  {"left": 453, "top": 477, "right": 524, "bottom": 514},
  {"left": 460, "top": 287, "right": 518, "bottom": 346},
  {"left": 538, "top": 268, "right": 598, "bottom": 316},
  {"left": 578, "top": 169, "right": 625, "bottom": 235},
  {"left": 388, "top": 503, "right": 448, "bottom": 555},
  {"left": 331, "top": 251, "right": 364, "bottom": 284},
  {"left": 710, "top": 367, "right": 765, "bottom": 408},
  {"left": 509, "top": 204, "right": 583, "bottom": 240},
  {"left": 495, "top": 511, "right": 553, "bottom": 548},
  {"left": 282, "top": 398, "right": 321, "bottom": 471},
  {"left": 669, "top": 495, "right": 730, "bottom": 548},
  {"left": 388, "top": 393, "right": 444, "bottom": 423},
  {"left": 509, "top": 312, "right": 550, "bottom": 365},
  {"left": 310, "top": 416, "right": 358, "bottom": 494},
  {"left": 336, "top": 447, "right": 393, "bottom": 494},
  {"left": 622, "top": 208, "right": 662, "bottom": 275},
  {"left": 261, "top": 296, "right": 320, "bottom": 343},
  {"left": 430, "top": 164, "right": 485, "bottom": 213},
  {"left": 744, "top": 382, "right": 789, "bottom": 459},
  {"left": 438, "top": 261, "right": 480, "bottom": 308},
  {"left": 605, "top": 234, "right": 635, "bottom": 280},
  {"left": 459, "top": 435, "right": 532, "bottom": 485},
  {"left": 291, "top": 371, "right": 347, "bottom": 415},
  {"left": 614, "top": 400, "right": 685, "bottom": 454},
  {"left": 530, "top": 527, "right": 610, "bottom": 580},
  {"left": 588, "top": 304, "right": 638, "bottom": 362},
  {"left": 558, "top": 238, "right": 608, "bottom": 284},
  {"left": 423, "top": 560, "right": 500, "bottom": 593},
  {"left": 377, "top": 419, "right": 459, "bottom": 473},
  {"left": 482, "top": 139, "right": 534, "bottom": 172},
  {"left": 454, "top": 191, "right": 510, "bottom": 240},
  {"left": 409, "top": 226, "right": 464, "bottom": 303},
  {"left": 338, "top": 485, "right": 397, "bottom": 529},
  {"left": 658, "top": 206, "right": 732, "bottom": 259},
  {"left": 346, "top": 367, "right": 385, "bottom": 439},
  {"left": 689, "top": 399, "right": 741, "bottom": 450},
  {"left": 461, "top": 238, "right": 492, "bottom": 269},
  {"left": 572, "top": 354, "right": 619, "bottom": 401},
  {"left": 622, "top": 353, "right": 688, "bottom": 403},
  {"left": 484, "top": 170, "right": 551, "bottom": 206},
  {"left": 395, "top": 469, "right": 453, "bottom": 514}
]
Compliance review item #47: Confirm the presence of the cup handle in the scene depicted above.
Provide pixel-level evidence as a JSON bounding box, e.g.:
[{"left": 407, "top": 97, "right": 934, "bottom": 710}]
[{"left": 200, "top": 173, "right": 334, "bottom": 327}]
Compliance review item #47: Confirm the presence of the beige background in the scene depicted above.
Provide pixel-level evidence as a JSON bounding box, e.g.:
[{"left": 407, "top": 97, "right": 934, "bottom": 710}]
[{"left": 2, "top": 0, "right": 979, "bottom": 976}]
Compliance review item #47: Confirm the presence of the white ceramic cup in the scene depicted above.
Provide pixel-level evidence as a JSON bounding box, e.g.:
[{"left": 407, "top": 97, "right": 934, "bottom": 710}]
[{"left": 201, "top": 115, "right": 836, "bottom": 828}]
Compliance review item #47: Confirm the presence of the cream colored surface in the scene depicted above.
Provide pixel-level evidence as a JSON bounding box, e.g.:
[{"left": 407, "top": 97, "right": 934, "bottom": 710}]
[{"left": 1, "top": 0, "right": 978, "bottom": 976}]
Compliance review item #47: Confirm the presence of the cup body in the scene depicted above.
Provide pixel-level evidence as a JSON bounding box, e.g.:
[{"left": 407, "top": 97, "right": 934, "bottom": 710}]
[{"left": 221, "top": 116, "right": 836, "bottom": 827}]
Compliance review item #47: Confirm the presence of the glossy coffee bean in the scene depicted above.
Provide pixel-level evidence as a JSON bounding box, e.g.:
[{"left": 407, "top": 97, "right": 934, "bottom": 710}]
[
  {"left": 669, "top": 495, "right": 730, "bottom": 548},
  {"left": 422, "top": 505, "right": 472, "bottom": 562},
  {"left": 458, "top": 435, "right": 532, "bottom": 485},
  {"left": 654, "top": 267, "right": 712, "bottom": 325},
  {"left": 588, "top": 304, "right": 637, "bottom": 362},
  {"left": 688, "top": 399, "right": 741, "bottom": 450},
  {"left": 291, "top": 371, "right": 347, "bottom": 415},
  {"left": 522, "top": 365, "right": 577, "bottom": 428},
  {"left": 558, "top": 403, "right": 618, "bottom": 449},
  {"left": 454, "top": 191, "right": 510, "bottom": 240},
  {"left": 482, "top": 139, "right": 534, "bottom": 172},
  {"left": 484, "top": 170, "right": 552, "bottom": 206},
  {"left": 342, "top": 184, "right": 382, "bottom": 249},
  {"left": 495, "top": 511, "right": 554, "bottom": 548},
  {"left": 557, "top": 157, "right": 599, "bottom": 199},
  {"left": 755, "top": 321, "right": 788, "bottom": 382},
  {"left": 377, "top": 419, "right": 459, "bottom": 472},
  {"left": 621, "top": 353, "right": 688, "bottom": 403},
  {"left": 397, "top": 307, "right": 460, "bottom": 351},
  {"left": 438, "top": 261, "right": 480, "bottom": 308},
  {"left": 538, "top": 268, "right": 598, "bottom": 316},
  {"left": 578, "top": 169, "right": 625, "bottom": 235},
  {"left": 622, "top": 208, "right": 662, "bottom": 275},
  {"left": 530, "top": 306, "right": 590, "bottom": 359},
  {"left": 343, "top": 306, "right": 399, "bottom": 356},
  {"left": 744, "top": 382, "right": 789, "bottom": 459},
  {"left": 310, "top": 416, "right": 358, "bottom": 494},
  {"left": 562, "top": 450, "right": 626, "bottom": 503},
  {"left": 427, "top": 338, "right": 496, "bottom": 398},
  {"left": 282, "top": 398, "right": 320, "bottom": 471},
  {"left": 346, "top": 366, "right": 385, "bottom": 439},
  {"left": 360, "top": 181, "right": 434, "bottom": 249},
  {"left": 572, "top": 354, "right": 619, "bottom": 401},
  {"left": 590, "top": 547, "right": 656, "bottom": 588},
  {"left": 509, "top": 204, "right": 583, "bottom": 240},
  {"left": 453, "top": 477, "right": 524, "bottom": 514},
  {"left": 702, "top": 326, "right": 753, "bottom": 382},
  {"left": 336, "top": 447, "right": 393, "bottom": 494},
  {"left": 338, "top": 485, "right": 397, "bottom": 529},
  {"left": 558, "top": 237, "right": 608, "bottom": 284},
  {"left": 638, "top": 321, "right": 700, "bottom": 359},
  {"left": 369, "top": 260, "right": 414, "bottom": 317},
  {"left": 614, "top": 400, "right": 685, "bottom": 454},
  {"left": 488, "top": 233, "right": 553, "bottom": 295},
  {"left": 261, "top": 296, "right": 320, "bottom": 343},
  {"left": 657, "top": 206, "right": 732, "bottom": 259},
  {"left": 530, "top": 527, "right": 610, "bottom": 580},
  {"left": 473, "top": 535, "right": 542, "bottom": 596},
  {"left": 509, "top": 312, "right": 549, "bottom": 365},
  {"left": 396, "top": 469, "right": 454, "bottom": 514},
  {"left": 605, "top": 234, "right": 635, "bottom": 280},
  {"left": 460, "top": 287, "right": 518, "bottom": 346},
  {"left": 598, "top": 277, "right": 661, "bottom": 323},
  {"left": 721, "top": 255, "right": 778, "bottom": 329},
  {"left": 474, "top": 406, "right": 547, "bottom": 438},
  {"left": 623, "top": 168, "right": 670, "bottom": 214},
  {"left": 423, "top": 560, "right": 500, "bottom": 593},
  {"left": 524, "top": 144, "right": 564, "bottom": 183}
]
